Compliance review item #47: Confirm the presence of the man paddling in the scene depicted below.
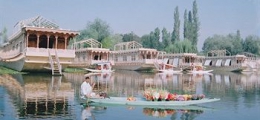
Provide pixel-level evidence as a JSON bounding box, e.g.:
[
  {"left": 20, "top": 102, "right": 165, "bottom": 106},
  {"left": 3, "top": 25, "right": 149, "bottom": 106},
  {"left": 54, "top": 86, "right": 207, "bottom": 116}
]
[{"left": 81, "top": 76, "right": 108, "bottom": 99}]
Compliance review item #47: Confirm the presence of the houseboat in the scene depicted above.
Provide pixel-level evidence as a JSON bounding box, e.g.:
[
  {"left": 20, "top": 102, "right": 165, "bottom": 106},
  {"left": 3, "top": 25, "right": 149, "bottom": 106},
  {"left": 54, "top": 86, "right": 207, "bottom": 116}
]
[
  {"left": 157, "top": 52, "right": 206, "bottom": 71},
  {"left": 70, "top": 38, "right": 113, "bottom": 69},
  {"left": 154, "top": 51, "right": 183, "bottom": 74},
  {"left": 203, "top": 50, "right": 248, "bottom": 72},
  {"left": 0, "top": 16, "right": 79, "bottom": 75},
  {"left": 111, "top": 41, "right": 158, "bottom": 71}
]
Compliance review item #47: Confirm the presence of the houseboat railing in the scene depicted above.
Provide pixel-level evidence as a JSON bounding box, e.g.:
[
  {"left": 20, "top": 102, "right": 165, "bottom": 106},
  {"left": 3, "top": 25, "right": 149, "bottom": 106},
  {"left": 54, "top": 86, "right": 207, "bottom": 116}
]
[
  {"left": 0, "top": 48, "right": 21, "bottom": 59},
  {"left": 55, "top": 49, "right": 62, "bottom": 74},
  {"left": 48, "top": 49, "right": 54, "bottom": 75},
  {"left": 26, "top": 47, "right": 75, "bottom": 58}
]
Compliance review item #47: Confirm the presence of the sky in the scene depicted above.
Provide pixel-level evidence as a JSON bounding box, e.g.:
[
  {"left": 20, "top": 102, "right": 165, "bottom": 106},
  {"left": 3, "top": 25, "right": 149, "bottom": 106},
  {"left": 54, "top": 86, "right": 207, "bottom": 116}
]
[{"left": 0, "top": 0, "right": 259, "bottom": 51}]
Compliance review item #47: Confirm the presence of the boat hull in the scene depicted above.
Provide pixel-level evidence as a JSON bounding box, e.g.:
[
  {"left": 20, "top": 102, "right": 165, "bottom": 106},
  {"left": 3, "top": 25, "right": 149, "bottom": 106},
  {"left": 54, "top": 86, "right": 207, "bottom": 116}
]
[
  {"left": 87, "top": 97, "right": 220, "bottom": 106},
  {"left": 113, "top": 63, "right": 155, "bottom": 71},
  {"left": 0, "top": 57, "right": 25, "bottom": 71},
  {"left": 157, "top": 70, "right": 182, "bottom": 74},
  {"left": 188, "top": 70, "right": 213, "bottom": 74},
  {"left": 84, "top": 68, "right": 115, "bottom": 73}
]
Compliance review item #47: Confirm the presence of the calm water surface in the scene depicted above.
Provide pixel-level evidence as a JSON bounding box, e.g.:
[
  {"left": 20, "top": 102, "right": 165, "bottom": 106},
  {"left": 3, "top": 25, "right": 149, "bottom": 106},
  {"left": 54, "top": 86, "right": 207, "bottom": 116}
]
[{"left": 0, "top": 71, "right": 259, "bottom": 120}]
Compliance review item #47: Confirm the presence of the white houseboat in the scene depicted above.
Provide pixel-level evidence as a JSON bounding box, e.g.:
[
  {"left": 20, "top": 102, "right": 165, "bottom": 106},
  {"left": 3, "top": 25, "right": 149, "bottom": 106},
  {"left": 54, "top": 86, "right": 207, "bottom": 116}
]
[
  {"left": 0, "top": 16, "right": 79, "bottom": 75},
  {"left": 203, "top": 50, "right": 248, "bottom": 72},
  {"left": 157, "top": 52, "right": 206, "bottom": 71},
  {"left": 70, "top": 38, "right": 113, "bottom": 69},
  {"left": 112, "top": 41, "right": 158, "bottom": 71}
]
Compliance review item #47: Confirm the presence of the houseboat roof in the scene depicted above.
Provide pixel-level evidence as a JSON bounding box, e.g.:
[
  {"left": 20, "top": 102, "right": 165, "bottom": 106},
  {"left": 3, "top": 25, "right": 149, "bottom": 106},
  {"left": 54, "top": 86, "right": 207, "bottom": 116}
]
[
  {"left": 73, "top": 38, "right": 102, "bottom": 49},
  {"left": 8, "top": 16, "right": 79, "bottom": 43},
  {"left": 114, "top": 41, "right": 143, "bottom": 51},
  {"left": 14, "top": 16, "right": 59, "bottom": 30}
]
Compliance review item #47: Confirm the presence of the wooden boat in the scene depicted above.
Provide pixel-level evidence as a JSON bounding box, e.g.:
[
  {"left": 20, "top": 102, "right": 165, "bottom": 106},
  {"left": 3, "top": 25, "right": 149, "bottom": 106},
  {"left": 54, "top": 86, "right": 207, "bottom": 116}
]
[
  {"left": 86, "top": 97, "right": 220, "bottom": 106},
  {"left": 84, "top": 62, "right": 114, "bottom": 73},
  {"left": 187, "top": 64, "right": 213, "bottom": 74}
]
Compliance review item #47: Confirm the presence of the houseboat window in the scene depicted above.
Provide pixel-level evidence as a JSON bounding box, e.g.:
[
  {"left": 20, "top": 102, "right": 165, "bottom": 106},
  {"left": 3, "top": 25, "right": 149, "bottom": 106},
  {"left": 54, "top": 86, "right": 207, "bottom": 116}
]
[
  {"left": 131, "top": 55, "right": 136, "bottom": 61},
  {"left": 147, "top": 54, "right": 151, "bottom": 59},
  {"left": 49, "top": 35, "right": 55, "bottom": 48},
  {"left": 39, "top": 35, "right": 48, "bottom": 48},
  {"left": 94, "top": 55, "right": 102, "bottom": 60},
  {"left": 12, "top": 45, "right": 15, "bottom": 50},
  {"left": 123, "top": 55, "right": 127, "bottom": 61},
  {"left": 216, "top": 59, "right": 222, "bottom": 66},
  {"left": 28, "top": 34, "right": 37, "bottom": 48},
  {"left": 16, "top": 44, "right": 18, "bottom": 49},
  {"left": 224, "top": 59, "right": 231, "bottom": 66},
  {"left": 115, "top": 55, "right": 118, "bottom": 62},
  {"left": 57, "top": 38, "right": 65, "bottom": 49},
  {"left": 83, "top": 55, "right": 85, "bottom": 61},
  {"left": 173, "top": 58, "right": 179, "bottom": 66},
  {"left": 204, "top": 60, "right": 211, "bottom": 66},
  {"left": 123, "top": 45, "right": 126, "bottom": 50}
]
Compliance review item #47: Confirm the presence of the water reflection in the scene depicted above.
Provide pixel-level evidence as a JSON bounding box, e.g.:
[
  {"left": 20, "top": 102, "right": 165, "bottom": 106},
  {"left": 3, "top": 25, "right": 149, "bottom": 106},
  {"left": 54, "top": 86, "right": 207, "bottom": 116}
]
[
  {"left": 81, "top": 104, "right": 107, "bottom": 120},
  {"left": 143, "top": 107, "right": 204, "bottom": 119},
  {"left": 0, "top": 74, "right": 75, "bottom": 119},
  {"left": 0, "top": 71, "right": 260, "bottom": 119}
]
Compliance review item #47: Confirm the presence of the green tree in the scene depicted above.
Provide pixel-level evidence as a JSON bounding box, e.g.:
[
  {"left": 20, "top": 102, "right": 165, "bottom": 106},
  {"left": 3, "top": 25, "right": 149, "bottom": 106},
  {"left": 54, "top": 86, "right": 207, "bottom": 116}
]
[
  {"left": 122, "top": 32, "right": 141, "bottom": 43},
  {"left": 1, "top": 27, "right": 8, "bottom": 44},
  {"left": 192, "top": 0, "right": 200, "bottom": 52},
  {"left": 202, "top": 33, "right": 245, "bottom": 55},
  {"left": 171, "top": 6, "right": 180, "bottom": 43},
  {"left": 186, "top": 11, "right": 193, "bottom": 42},
  {"left": 162, "top": 27, "right": 171, "bottom": 49},
  {"left": 77, "top": 18, "right": 111, "bottom": 43},
  {"left": 243, "top": 35, "right": 260, "bottom": 55},
  {"left": 141, "top": 34, "right": 151, "bottom": 48},
  {"left": 183, "top": 9, "right": 188, "bottom": 39}
]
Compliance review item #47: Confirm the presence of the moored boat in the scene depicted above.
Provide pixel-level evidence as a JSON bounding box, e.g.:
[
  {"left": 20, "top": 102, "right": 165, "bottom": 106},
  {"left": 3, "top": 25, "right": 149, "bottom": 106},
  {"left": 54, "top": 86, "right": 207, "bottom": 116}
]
[
  {"left": 187, "top": 64, "right": 213, "bottom": 74},
  {"left": 203, "top": 50, "right": 249, "bottom": 72},
  {"left": 111, "top": 41, "right": 158, "bottom": 71},
  {"left": 154, "top": 52, "right": 183, "bottom": 74},
  {"left": 84, "top": 62, "right": 114, "bottom": 73},
  {"left": 70, "top": 38, "right": 114, "bottom": 68}
]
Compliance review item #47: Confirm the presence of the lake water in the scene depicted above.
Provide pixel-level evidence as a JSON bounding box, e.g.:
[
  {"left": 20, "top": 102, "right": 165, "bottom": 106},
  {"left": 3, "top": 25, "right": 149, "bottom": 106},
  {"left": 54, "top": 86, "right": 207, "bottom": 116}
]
[{"left": 0, "top": 71, "right": 259, "bottom": 120}]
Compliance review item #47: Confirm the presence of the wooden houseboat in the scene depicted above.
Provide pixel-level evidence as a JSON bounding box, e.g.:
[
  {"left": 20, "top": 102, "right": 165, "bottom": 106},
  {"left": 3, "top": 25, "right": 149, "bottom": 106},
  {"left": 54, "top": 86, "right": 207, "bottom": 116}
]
[
  {"left": 203, "top": 50, "right": 248, "bottom": 72},
  {"left": 112, "top": 41, "right": 158, "bottom": 71},
  {"left": 157, "top": 52, "right": 206, "bottom": 71},
  {"left": 70, "top": 38, "right": 113, "bottom": 68},
  {"left": 0, "top": 16, "right": 79, "bottom": 75}
]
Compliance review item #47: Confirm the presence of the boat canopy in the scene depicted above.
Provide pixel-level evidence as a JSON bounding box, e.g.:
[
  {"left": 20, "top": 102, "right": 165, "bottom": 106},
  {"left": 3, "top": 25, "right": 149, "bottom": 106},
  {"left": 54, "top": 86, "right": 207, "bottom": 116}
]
[
  {"left": 204, "top": 60, "right": 211, "bottom": 66},
  {"left": 224, "top": 59, "right": 231, "bottom": 66},
  {"left": 216, "top": 59, "right": 222, "bottom": 66}
]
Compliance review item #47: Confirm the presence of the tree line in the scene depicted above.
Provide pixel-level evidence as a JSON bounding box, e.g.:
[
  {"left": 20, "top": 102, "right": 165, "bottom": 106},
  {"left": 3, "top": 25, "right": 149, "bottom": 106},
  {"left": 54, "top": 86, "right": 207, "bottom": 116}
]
[{"left": 76, "top": 0, "right": 200, "bottom": 53}]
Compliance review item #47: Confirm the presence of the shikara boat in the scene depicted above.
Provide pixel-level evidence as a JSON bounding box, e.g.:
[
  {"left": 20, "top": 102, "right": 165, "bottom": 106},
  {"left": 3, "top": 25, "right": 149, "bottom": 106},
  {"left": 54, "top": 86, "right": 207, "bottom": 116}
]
[
  {"left": 188, "top": 69, "right": 213, "bottom": 74},
  {"left": 187, "top": 65, "right": 213, "bottom": 74},
  {"left": 84, "top": 62, "right": 114, "bottom": 73},
  {"left": 86, "top": 97, "right": 220, "bottom": 106}
]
